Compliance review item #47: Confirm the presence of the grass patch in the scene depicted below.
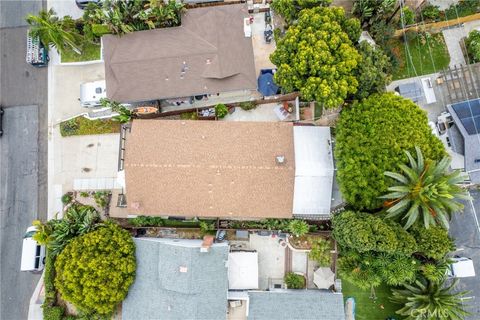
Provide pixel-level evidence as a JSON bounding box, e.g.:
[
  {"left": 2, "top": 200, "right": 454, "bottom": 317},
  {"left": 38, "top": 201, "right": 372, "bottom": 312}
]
[
  {"left": 342, "top": 280, "right": 404, "bottom": 320},
  {"left": 391, "top": 33, "right": 450, "bottom": 80},
  {"left": 61, "top": 42, "right": 101, "bottom": 63},
  {"left": 60, "top": 116, "right": 120, "bottom": 137}
]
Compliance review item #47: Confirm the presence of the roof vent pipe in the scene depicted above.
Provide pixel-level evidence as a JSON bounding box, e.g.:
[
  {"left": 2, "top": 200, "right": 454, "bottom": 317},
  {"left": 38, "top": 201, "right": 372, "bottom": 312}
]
[{"left": 276, "top": 155, "right": 285, "bottom": 165}]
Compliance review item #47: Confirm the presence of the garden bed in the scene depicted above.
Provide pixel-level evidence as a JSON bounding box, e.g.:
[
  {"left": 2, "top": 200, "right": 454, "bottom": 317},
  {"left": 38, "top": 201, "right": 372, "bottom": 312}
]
[
  {"left": 61, "top": 42, "right": 101, "bottom": 63},
  {"left": 60, "top": 116, "right": 120, "bottom": 137},
  {"left": 288, "top": 234, "right": 332, "bottom": 250},
  {"left": 390, "top": 32, "right": 450, "bottom": 80}
]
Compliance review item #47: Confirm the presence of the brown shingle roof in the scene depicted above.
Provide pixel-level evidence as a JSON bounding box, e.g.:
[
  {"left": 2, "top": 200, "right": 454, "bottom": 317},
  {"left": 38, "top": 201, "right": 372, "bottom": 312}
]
[
  {"left": 124, "top": 120, "right": 295, "bottom": 218},
  {"left": 103, "top": 4, "right": 257, "bottom": 103}
]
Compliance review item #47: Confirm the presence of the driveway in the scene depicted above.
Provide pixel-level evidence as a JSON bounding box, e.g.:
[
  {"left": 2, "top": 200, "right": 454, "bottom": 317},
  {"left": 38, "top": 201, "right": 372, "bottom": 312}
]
[
  {"left": 0, "top": 106, "right": 41, "bottom": 320},
  {"left": 449, "top": 189, "right": 480, "bottom": 319},
  {"left": 442, "top": 26, "right": 466, "bottom": 68}
]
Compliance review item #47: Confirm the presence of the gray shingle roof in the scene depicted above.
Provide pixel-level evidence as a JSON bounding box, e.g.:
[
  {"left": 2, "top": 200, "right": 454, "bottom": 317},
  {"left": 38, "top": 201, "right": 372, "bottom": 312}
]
[
  {"left": 247, "top": 290, "right": 345, "bottom": 320},
  {"left": 122, "top": 238, "right": 229, "bottom": 320}
]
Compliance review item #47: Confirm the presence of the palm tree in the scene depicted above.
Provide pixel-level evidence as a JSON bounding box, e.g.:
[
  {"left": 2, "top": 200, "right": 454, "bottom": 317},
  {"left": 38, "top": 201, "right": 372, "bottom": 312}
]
[
  {"left": 381, "top": 147, "right": 470, "bottom": 230},
  {"left": 26, "top": 9, "right": 81, "bottom": 54},
  {"left": 288, "top": 220, "right": 309, "bottom": 237},
  {"left": 390, "top": 277, "right": 470, "bottom": 320}
]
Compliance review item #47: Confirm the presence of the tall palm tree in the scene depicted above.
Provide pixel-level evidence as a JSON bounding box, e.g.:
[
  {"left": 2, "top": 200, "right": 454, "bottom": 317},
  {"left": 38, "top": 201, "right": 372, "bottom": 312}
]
[
  {"left": 381, "top": 147, "right": 470, "bottom": 230},
  {"left": 26, "top": 9, "right": 81, "bottom": 54},
  {"left": 390, "top": 277, "right": 470, "bottom": 320}
]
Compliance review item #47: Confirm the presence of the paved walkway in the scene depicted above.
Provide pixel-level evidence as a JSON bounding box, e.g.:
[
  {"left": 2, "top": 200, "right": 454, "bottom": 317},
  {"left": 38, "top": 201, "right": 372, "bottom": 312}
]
[{"left": 442, "top": 26, "right": 466, "bottom": 68}]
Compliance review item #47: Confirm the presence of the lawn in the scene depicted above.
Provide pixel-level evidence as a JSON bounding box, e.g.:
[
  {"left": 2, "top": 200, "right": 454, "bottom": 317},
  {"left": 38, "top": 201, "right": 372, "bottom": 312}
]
[
  {"left": 391, "top": 32, "right": 450, "bottom": 80},
  {"left": 61, "top": 42, "right": 101, "bottom": 63},
  {"left": 60, "top": 116, "right": 120, "bottom": 137},
  {"left": 342, "top": 280, "right": 404, "bottom": 320}
]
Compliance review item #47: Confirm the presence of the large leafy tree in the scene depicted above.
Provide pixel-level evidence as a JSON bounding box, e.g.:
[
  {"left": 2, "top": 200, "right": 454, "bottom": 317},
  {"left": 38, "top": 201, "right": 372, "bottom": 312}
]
[
  {"left": 270, "top": 7, "right": 362, "bottom": 108},
  {"left": 353, "top": 41, "right": 392, "bottom": 100},
  {"left": 270, "top": 0, "right": 332, "bottom": 24},
  {"left": 381, "top": 147, "right": 470, "bottom": 229},
  {"left": 391, "top": 277, "right": 470, "bottom": 320},
  {"left": 335, "top": 93, "right": 445, "bottom": 210},
  {"left": 352, "top": 0, "right": 397, "bottom": 27},
  {"left": 26, "top": 9, "right": 82, "bottom": 54},
  {"left": 55, "top": 223, "right": 136, "bottom": 316}
]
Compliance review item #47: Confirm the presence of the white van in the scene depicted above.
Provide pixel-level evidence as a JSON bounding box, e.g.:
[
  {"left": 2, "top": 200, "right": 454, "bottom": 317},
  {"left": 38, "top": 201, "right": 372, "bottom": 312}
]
[
  {"left": 80, "top": 80, "right": 107, "bottom": 108},
  {"left": 20, "top": 226, "right": 46, "bottom": 272}
]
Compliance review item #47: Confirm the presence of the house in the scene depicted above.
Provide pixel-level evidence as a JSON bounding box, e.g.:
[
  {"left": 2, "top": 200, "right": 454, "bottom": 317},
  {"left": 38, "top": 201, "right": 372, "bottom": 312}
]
[
  {"left": 124, "top": 237, "right": 346, "bottom": 320},
  {"left": 102, "top": 4, "right": 257, "bottom": 104},
  {"left": 446, "top": 98, "right": 480, "bottom": 183},
  {"left": 122, "top": 238, "right": 230, "bottom": 320},
  {"left": 114, "top": 120, "right": 334, "bottom": 220}
]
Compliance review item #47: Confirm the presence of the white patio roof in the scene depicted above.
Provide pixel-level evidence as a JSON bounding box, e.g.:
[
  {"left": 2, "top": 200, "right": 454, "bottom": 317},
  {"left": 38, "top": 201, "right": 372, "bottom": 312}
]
[
  {"left": 228, "top": 251, "right": 259, "bottom": 290},
  {"left": 292, "top": 126, "right": 334, "bottom": 216}
]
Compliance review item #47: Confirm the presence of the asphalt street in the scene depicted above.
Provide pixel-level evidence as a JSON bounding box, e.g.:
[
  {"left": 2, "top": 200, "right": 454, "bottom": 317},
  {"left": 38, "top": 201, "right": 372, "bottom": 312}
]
[
  {"left": 449, "top": 189, "right": 480, "bottom": 320},
  {"left": 0, "top": 1, "right": 48, "bottom": 319}
]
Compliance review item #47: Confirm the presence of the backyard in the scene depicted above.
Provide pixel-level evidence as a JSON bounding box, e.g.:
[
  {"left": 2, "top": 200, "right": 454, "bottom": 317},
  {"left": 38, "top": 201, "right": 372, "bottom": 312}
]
[
  {"left": 61, "top": 42, "right": 101, "bottom": 63},
  {"left": 391, "top": 32, "right": 450, "bottom": 80},
  {"left": 342, "top": 280, "right": 404, "bottom": 320}
]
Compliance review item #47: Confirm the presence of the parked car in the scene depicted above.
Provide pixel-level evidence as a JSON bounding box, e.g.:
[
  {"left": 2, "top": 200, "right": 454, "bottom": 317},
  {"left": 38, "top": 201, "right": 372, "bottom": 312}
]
[
  {"left": 20, "top": 226, "right": 46, "bottom": 272},
  {"left": 75, "top": 0, "right": 101, "bottom": 9},
  {"left": 0, "top": 107, "right": 4, "bottom": 137},
  {"left": 80, "top": 80, "right": 107, "bottom": 108}
]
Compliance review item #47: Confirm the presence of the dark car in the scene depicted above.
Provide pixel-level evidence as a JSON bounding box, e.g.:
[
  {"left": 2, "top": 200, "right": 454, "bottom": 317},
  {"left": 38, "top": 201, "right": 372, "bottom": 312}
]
[
  {"left": 0, "top": 107, "right": 4, "bottom": 137},
  {"left": 75, "top": 0, "right": 101, "bottom": 9}
]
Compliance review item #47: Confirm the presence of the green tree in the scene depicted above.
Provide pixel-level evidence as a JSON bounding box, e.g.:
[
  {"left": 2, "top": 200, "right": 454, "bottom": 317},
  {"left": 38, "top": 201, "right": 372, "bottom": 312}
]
[
  {"left": 270, "top": 0, "right": 332, "bottom": 24},
  {"left": 400, "top": 6, "right": 416, "bottom": 26},
  {"left": 100, "top": 98, "right": 132, "bottom": 123},
  {"left": 270, "top": 7, "right": 361, "bottom": 108},
  {"left": 411, "top": 226, "right": 455, "bottom": 260},
  {"left": 309, "top": 238, "right": 332, "bottom": 267},
  {"left": 26, "top": 9, "right": 81, "bottom": 54},
  {"left": 391, "top": 277, "right": 470, "bottom": 320},
  {"left": 284, "top": 272, "right": 306, "bottom": 289},
  {"left": 215, "top": 103, "right": 228, "bottom": 118},
  {"left": 466, "top": 29, "right": 480, "bottom": 63},
  {"left": 288, "top": 220, "right": 309, "bottom": 237},
  {"left": 381, "top": 147, "right": 470, "bottom": 229},
  {"left": 55, "top": 222, "right": 136, "bottom": 316},
  {"left": 353, "top": 41, "right": 392, "bottom": 99},
  {"left": 352, "top": 0, "right": 397, "bottom": 27},
  {"left": 335, "top": 93, "right": 445, "bottom": 210}
]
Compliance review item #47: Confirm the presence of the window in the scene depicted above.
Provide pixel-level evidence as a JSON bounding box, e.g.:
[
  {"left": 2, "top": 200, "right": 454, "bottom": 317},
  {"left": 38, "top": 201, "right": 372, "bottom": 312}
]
[{"left": 34, "top": 257, "right": 40, "bottom": 269}]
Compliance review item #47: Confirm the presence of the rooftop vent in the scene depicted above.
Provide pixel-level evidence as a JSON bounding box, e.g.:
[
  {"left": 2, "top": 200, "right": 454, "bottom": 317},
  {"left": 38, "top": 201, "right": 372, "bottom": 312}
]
[
  {"left": 179, "top": 266, "right": 188, "bottom": 273},
  {"left": 275, "top": 155, "right": 285, "bottom": 165}
]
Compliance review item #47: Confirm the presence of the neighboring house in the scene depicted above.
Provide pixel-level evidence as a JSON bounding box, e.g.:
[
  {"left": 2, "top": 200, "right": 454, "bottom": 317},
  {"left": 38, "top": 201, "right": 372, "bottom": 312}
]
[
  {"left": 103, "top": 4, "right": 257, "bottom": 104},
  {"left": 125, "top": 238, "right": 345, "bottom": 320},
  {"left": 122, "top": 238, "right": 230, "bottom": 320},
  {"left": 114, "top": 120, "right": 334, "bottom": 220},
  {"left": 447, "top": 98, "right": 480, "bottom": 183}
]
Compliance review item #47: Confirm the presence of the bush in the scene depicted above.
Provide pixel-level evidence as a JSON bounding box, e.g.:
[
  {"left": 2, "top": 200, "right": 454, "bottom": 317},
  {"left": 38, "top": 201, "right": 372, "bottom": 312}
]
[
  {"left": 421, "top": 4, "right": 441, "bottom": 21},
  {"left": 239, "top": 101, "right": 256, "bottom": 111},
  {"left": 129, "top": 216, "right": 165, "bottom": 227},
  {"left": 80, "top": 191, "right": 89, "bottom": 198},
  {"left": 42, "top": 305, "right": 65, "bottom": 320},
  {"left": 61, "top": 193, "right": 72, "bottom": 205},
  {"left": 400, "top": 6, "right": 415, "bottom": 26},
  {"left": 55, "top": 223, "right": 136, "bottom": 315},
  {"left": 43, "top": 253, "right": 57, "bottom": 304},
  {"left": 466, "top": 29, "right": 480, "bottom": 63},
  {"left": 93, "top": 191, "right": 110, "bottom": 209},
  {"left": 335, "top": 93, "right": 445, "bottom": 209},
  {"left": 199, "top": 220, "right": 216, "bottom": 235},
  {"left": 284, "top": 272, "right": 306, "bottom": 289},
  {"left": 309, "top": 238, "right": 332, "bottom": 267},
  {"left": 215, "top": 104, "right": 228, "bottom": 118},
  {"left": 288, "top": 220, "right": 309, "bottom": 237},
  {"left": 411, "top": 226, "right": 455, "bottom": 260},
  {"left": 91, "top": 24, "right": 110, "bottom": 36}
]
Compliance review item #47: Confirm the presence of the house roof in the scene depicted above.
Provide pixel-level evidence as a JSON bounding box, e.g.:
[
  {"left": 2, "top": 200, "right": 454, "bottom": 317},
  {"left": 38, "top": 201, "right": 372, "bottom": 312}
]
[
  {"left": 293, "top": 126, "right": 334, "bottom": 216},
  {"left": 447, "top": 99, "right": 480, "bottom": 183},
  {"left": 247, "top": 290, "right": 345, "bottom": 320},
  {"left": 103, "top": 4, "right": 257, "bottom": 103},
  {"left": 124, "top": 120, "right": 295, "bottom": 219},
  {"left": 122, "top": 238, "right": 229, "bottom": 320}
]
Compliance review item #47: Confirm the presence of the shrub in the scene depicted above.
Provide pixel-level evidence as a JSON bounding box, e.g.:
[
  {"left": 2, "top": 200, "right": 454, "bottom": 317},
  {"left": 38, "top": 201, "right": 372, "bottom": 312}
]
[
  {"left": 412, "top": 226, "right": 455, "bottom": 260},
  {"left": 42, "top": 305, "right": 65, "bottom": 320},
  {"left": 59, "top": 119, "right": 79, "bottom": 137},
  {"left": 335, "top": 93, "right": 445, "bottom": 209},
  {"left": 215, "top": 104, "right": 228, "bottom": 118},
  {"left": 80, "top": 191, "right": 89, "bottom": 198},
  {"left": 288, "top": 220, "right": 309, "bottom": 237},
  {"left": 43, "top": 253, "right": 57, "bottom": 304},
  {"left": 199, "top": 220, "right": 216, "bottom": 235},
  {"left": 239, "top": 101, "right": 256, "bottom": 111},
  {"left": 400, "top": 6, "right": 415, "bottom": 26},
  {"left": 91, "top": 24, "right": 110, "bottom": 36},
  {"left": 284, "top": 272, "right": 306, "bottom": 289},
  {"left": 61, "top": 193, "right": 73, "bottom": 205},
  {"left": 421, "top": 4, "right": 441, "bottom": 21},
  {"left": 55, "top": 223, "right": 136, "bottom": 315},
  {"left": 93, "top": 191, "right": 110, "bottom": 209},
  {"left": 129, "top": 216, "right": 164, "bottom": 227},
  {"left": 180, "top": 112, "right": 198, "bottom": 120},
  {"left": 309, "top": 238, "right": 332, "bottom": 267},
  {"left": 466, "top": 29, "right": 480, "bottom": 63}
]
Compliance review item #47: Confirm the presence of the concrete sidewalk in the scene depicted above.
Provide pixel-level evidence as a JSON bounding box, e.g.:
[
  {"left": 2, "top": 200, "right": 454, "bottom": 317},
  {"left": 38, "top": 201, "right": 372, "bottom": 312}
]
[{"left": 443, "top": 26, "right": 466, "bottom": 68}]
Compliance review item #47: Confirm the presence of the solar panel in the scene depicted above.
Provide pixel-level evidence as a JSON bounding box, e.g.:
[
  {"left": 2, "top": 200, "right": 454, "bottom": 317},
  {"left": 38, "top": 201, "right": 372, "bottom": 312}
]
[{"left": 451, "top": 99, "right": 480, "bottom": 135}]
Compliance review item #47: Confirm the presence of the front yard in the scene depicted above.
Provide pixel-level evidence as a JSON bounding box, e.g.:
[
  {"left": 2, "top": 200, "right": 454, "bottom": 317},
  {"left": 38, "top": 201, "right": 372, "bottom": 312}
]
[
  {"left": 391, "top": 32, "right": 450, "bottom": 80},
  {"left": 342, "top": 280, "right": 404, "bottom": 320},
  {"left": 60, "top": 116, "right": 120, "bottom": 137},
  {"left": 61, "top": 42, "right": 101, "bottom": 63}
]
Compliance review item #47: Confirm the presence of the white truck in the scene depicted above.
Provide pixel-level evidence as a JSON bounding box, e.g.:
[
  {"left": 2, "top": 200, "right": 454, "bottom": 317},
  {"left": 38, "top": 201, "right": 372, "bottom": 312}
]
[
  {"left": 20, "top": 226, "right": 46, "bottom": 272},
  {"left": 80, "top": 80, "right": 107, "bottom": 108}
]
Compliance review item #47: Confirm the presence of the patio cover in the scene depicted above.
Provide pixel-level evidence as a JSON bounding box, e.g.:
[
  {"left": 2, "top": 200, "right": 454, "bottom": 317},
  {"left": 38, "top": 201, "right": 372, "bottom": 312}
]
[
  {"left": 228, "top": 251, "right": 259, "bottom": 290},
  {"left": 313, "top": 267, "right": 335, "bottom": 289}
]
